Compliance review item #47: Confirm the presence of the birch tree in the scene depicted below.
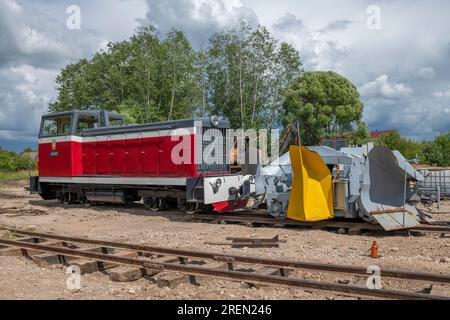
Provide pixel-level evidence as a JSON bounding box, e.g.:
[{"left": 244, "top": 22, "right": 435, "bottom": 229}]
[{"left": 206, "top": 23, "right": 302, "bottom": 130}]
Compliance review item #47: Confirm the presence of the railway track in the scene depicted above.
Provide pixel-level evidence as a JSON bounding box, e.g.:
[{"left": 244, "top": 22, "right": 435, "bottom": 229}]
[
  {"left": 0, "top": 228, "right": 449, "bottom": 300},
  {"left": 22, "top": 201, "right": 449, "bottom": 235},
  {"left": 189, "top": 211, "right": 450, "bottom": 235}
]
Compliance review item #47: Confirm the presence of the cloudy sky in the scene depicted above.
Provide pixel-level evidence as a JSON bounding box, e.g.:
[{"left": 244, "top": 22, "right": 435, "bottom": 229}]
[{"left": 0, "top": 0, "right": 449, "bottom": 152}]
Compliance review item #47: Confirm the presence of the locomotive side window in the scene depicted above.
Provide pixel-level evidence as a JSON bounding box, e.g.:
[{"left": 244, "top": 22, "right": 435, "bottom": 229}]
[
  {"left": 41, "top": 116, "right": 72, "bottom": 137},
  {"left": 76, "top": 115, "right": 100, "bottom": 133},
  {"left": 109, "top": 117, "right": 124, "bottom": 127}
]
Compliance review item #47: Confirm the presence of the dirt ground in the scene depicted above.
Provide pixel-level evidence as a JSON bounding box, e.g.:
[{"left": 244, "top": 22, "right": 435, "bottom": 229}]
[{"left": 0, "top": 180, "right": 449, "bottom": 300}]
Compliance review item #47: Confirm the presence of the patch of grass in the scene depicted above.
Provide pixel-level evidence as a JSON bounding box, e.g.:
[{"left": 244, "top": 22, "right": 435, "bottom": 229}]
[
  {"left": 0, "top": 170, "right": 38, "bottom": 182},
  {"left": 0, "top": 229, "right": 15, "bottom": 240},
  {"left": 0, "top": 224, "right": 36, "bottom": 238},
  {"left": 0, "top": 224, "right": 28, "bottom": 239}
]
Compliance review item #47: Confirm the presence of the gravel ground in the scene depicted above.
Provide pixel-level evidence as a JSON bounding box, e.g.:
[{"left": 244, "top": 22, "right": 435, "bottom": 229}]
[{"left": 0, "top": 180, "right": 449, "bottom": 300}]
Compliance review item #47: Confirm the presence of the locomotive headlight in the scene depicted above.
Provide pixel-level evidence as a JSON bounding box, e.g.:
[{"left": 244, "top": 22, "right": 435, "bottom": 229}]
[{"left": 210, "top": 116, "right": 220, "bottom": 127}]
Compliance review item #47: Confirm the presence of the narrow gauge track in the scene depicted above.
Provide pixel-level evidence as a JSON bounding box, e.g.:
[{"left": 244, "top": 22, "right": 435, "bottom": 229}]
[
  {"left": 46, "top": 202, "right": 450, "bottom": 234},
  {"left": 0, "top": 228, "right": 449, "bottom": 300},
  {"left": 189, "top": 212, "right": 450, "bottom": 234}
]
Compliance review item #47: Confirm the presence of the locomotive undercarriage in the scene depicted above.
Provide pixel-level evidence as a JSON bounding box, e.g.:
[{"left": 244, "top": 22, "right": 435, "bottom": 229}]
[{"left": 34, "top": 181, "right": 207, "bottom": 213}]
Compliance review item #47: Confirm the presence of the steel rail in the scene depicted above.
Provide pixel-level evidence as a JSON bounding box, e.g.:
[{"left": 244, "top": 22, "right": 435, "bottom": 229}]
[
  {"left": 191, "top": 213, "right": 450, "bottom": 233},
  {"left": 0, "top": 238, "right": 447, "bottom": 300},
  {"left": 6, "top": 228, "right": 450, "bottom": 285},
  {"left": 192, "top": 213, "right": 382, "bottom": 229},
  {"left": 407, "top": 225, "right": 450, "bottom": 233}
]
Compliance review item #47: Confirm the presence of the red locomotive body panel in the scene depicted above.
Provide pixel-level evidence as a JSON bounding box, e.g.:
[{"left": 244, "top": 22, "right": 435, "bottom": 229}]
[
  {"left": 110, "top": 138, "right": 125, "bottom": 174},
  {"left": 96, "top": 141, "right": 110, "bottom": 174},
  {"left": 141, "top": 139, "right": 159, "bottom": 174},
  {"left": 82, "top": 141, "right": 97, "bottom": 174},
  {"left": 39, "top": 133, "right": 199, "bottom": 178},
  {"left": 38, "top": 139, "right": 83, "bottom": 177}
]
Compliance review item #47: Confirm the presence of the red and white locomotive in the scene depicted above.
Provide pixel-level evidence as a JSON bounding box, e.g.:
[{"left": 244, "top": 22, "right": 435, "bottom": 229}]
[{"left": 30, "top": 110, "right": 249, "bottom": 213}]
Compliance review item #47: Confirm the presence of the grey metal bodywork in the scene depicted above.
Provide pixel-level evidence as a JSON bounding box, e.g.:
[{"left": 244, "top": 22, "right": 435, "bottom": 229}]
[
  {"left": 357, "top": 147, "right": 425, "bottom": 230},
  {"left": 255, "top": 153, "right": 293, "bottom": 218},
  {"left": 253, "top": 145, "right": 427, "bottom": 230}
]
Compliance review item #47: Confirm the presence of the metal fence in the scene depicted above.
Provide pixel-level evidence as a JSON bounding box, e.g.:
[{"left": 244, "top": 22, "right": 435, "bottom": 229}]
[{"left": 417, "top": 169, "right": 450, "bottom": 198}]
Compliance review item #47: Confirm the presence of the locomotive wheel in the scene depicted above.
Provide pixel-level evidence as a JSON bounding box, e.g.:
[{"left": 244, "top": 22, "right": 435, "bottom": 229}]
[
  {"left": 177, "top": 199, "right": 188, "bottom": 211},
  {"left": 151, "top": 197, "right": 160, "bottom": 212},
  {"left": 150, "top": 197, "right": 165, "bottom": 212},
  {"left": 62, "top": 193, "right": 69, "bottom": 205},
  {"left": 143, "top": 197, "right": 154, "bottom": 210},
  {"left": 186, "top": 202, "right": 200, "bottom": 214},
  {"left": 63, "top": 192, "right": 73, "bottom": 205}
]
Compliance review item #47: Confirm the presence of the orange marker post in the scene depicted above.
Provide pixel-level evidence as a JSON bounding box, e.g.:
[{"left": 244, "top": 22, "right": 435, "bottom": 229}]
[{"left": 370, "top": 241, "right": 379, "bottom": 258}]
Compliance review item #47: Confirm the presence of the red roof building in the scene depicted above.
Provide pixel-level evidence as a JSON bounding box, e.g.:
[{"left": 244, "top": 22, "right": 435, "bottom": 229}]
[{"left": 370, "top": 130, "right": 392, "bottom": 139}]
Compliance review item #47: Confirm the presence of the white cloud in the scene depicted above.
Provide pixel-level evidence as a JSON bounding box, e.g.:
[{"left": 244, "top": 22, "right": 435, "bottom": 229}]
[
  {"left": 359, "top": 75, "right": 413, "bottom": 100},
  {"left": 0, "top": 0, "right": 106, "bottom": 69},
  {"left": 76, "top": 0, "right": 149, "bottom": 42},
  {"left": 319, "top": 20, "right": 353, "bottom": 33},
  {"left": 272, "top": 13, "right": 351, "bottom": 73},
  {"left": 3, "top": 0, "right": 21, "bottom": 12},
  {"left": 19, "top": 27, "right": 68, "bottom": 57},
  {"left": 0, "top": 65, "right": 57, "bottom": 132},
  {"left": 11, "top": 65, "right": 57, "bottom": 103},
  {"left": 433, "top": 87, "right": 450, "bottom": 98},
  {"left": 417, "top": 67, "right": 435, "bottom": 80},
  {"left": 141, "top": 0, "right": 259, "bottom": 48},
  {"left": 0, "top": 0, "right": 108, "bottom": 150}
]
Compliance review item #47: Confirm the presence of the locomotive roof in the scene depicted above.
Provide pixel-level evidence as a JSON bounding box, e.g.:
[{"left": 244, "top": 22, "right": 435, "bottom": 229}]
[
  {"left": 41, "top": 110, "right": 230, "bottom": 137},
  {"left": 81, "top": 116, "right": 230, "bottom": 137},
  {"left": 42, "top": 110, "right": 124, "bottom": 118}
]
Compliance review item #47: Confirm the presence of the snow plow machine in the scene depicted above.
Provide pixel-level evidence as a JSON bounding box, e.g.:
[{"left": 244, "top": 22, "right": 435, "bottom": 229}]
[{"left": 251, "top": 144, "right": 429, "bottom": 231}]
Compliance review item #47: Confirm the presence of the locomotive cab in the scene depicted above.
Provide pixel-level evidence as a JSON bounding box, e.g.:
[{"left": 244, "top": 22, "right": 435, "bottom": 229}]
[
  {"left": 31, "top": 110, "right": 125, "bottom": 199},
  {"left": 37, "top": 111, "right": 125, "bottom": 177}
]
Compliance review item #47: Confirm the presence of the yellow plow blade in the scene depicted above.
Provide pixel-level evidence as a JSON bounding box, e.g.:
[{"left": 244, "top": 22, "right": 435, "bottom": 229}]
[{"left": 287, "top": 146, "right": 334, "bottom": 221}]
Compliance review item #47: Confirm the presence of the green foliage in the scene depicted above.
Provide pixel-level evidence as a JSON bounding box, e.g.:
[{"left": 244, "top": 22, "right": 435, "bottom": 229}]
[
  {"left": 50, "top": 26, "right": 201, "bottom": 122},
  {"left": 376, "top": 130, "right": 424, "bottom": 160},
  {"left": 283, "top": 71, "right": 364, "bottom": 145},
  {"left": 373, "top": 130, "right": 449, "bottom": 165},
  {"left": 0, "top": 150, "right": 36, "bottom": 172},
  {"left": 206, "top": 23, "right": 302, "bottom": 129},
  {"left": 50, "top": 23, "right": 302, "bottom": 130},
  {"left": 421, "top": 131, "right": 450, "bottom": 166},
  {"left": 347, "top": 121, "right": 370, "bottom": 146}
]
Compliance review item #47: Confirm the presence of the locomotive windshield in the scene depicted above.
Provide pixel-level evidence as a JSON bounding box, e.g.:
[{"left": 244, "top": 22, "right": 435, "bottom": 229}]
[{"left": 41, "top": 115, "right": 72, "bottom": 137}]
